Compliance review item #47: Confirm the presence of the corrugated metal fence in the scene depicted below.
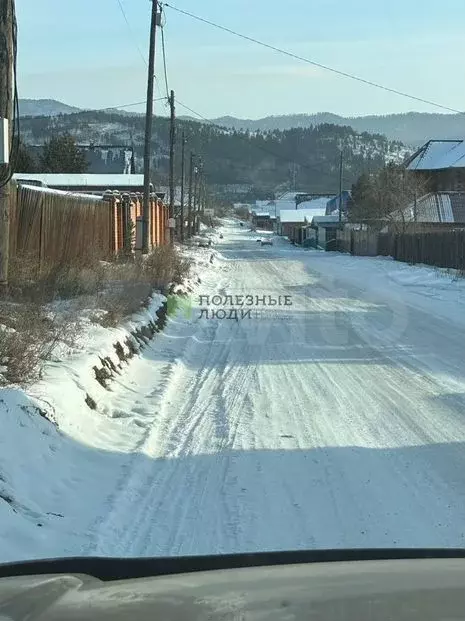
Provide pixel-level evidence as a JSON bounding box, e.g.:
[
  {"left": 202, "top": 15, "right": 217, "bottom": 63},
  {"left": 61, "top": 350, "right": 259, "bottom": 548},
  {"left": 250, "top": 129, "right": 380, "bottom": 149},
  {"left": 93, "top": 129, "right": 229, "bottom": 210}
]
[
  {"left": 337, "top": 225, "right": 465, "bottom": 271},
  {"left": 9, "top": 183, "right": 169, "bottom": 269}
]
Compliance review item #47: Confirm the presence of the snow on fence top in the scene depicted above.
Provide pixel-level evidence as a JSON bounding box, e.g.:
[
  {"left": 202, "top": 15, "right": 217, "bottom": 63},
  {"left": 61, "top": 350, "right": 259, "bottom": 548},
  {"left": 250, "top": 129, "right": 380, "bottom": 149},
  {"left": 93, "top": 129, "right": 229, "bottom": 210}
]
[
  {"left": 13, "top": 173, "right": 145, "bottom": 188},
  {"left": 18, "top": 183, "right": 103, "bottom": 202}
]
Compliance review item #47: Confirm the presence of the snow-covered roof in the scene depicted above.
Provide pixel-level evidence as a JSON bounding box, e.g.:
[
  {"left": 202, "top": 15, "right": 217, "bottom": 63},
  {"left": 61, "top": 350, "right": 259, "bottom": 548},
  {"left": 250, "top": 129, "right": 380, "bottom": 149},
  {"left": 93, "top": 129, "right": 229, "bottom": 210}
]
[
  {"left": 297, "top": 196, "right": 332, "bottom": 212},
  {"left": 279, "top": 208, "right": 328, "bottom": 223},
  {"left": 275, "top": 200, "right": 296, "bottom": 211},
  {"left": 406, "top": 140, "right": 465, "bottom": 171},
  {"left": 13, "top": 173, "right": 145, "bottom": 187}
]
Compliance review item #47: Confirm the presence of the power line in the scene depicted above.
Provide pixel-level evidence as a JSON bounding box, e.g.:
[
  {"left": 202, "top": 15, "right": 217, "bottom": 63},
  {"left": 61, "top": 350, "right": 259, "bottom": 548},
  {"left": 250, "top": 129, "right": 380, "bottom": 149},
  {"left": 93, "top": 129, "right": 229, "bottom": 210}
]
[
  {"left": 115, "top": 0, "right": 166, "bottom": 102},
  {"left": 115, "top": 0, "right": 148, "bottom": 67},
  {"left": 163, "top": 2, "right": 465, "bottom": 116},
  {"left": 20, "top": 97, "right": 169, "bottom": 119},
  {"left": 160, "top": 21, "right": 170, "bottom": 100},
  {"left": 82, "top": 97, "right": 168, "bottom": 114}
]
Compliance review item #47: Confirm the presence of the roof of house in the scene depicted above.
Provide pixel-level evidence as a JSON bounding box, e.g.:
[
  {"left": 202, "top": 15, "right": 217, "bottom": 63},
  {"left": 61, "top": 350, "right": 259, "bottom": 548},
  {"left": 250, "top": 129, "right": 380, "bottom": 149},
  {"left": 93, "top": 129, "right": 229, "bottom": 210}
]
[
  {"left": 406, "top": 140, "right": 465, "bottom": 171},
  {"left": 297, "top": 196, "right": 333, "bottom": 211},
  {"left": 312, "top": 215, "right": 342, "bottom": 225},
  {"left": 274, "top": 200, "right": 296, "bottom": 212},
  {"left": 396, "top": 192, "right": 465, "bottom": 223},
  {"left": 13, "top": 173, "right": 145, "bottom": 187},
  {"left": 279, "top": 208, "right": 328, "bottom": 223}
]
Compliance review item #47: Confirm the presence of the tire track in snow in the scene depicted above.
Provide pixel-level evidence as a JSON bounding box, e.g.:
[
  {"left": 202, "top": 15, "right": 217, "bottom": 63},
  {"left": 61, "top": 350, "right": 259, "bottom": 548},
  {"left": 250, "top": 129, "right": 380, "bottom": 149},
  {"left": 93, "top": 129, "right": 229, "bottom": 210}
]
[{"left": 86, "top": 228, "right": 465, "bottom": 556}]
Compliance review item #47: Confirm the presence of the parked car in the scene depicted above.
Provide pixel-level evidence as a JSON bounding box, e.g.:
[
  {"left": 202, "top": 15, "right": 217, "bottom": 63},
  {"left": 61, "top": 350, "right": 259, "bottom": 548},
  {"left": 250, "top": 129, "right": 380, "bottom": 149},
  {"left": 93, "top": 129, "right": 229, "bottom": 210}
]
[{"left": 261, "top": 238, "right": 273, "bottom": 246}]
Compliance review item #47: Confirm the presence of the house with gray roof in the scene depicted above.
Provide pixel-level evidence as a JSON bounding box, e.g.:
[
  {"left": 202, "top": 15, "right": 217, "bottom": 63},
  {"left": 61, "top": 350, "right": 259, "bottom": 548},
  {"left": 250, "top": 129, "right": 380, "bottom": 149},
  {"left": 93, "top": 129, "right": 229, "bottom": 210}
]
[{"left": 405, "top": 140, "right": 465, "bottom": 192}]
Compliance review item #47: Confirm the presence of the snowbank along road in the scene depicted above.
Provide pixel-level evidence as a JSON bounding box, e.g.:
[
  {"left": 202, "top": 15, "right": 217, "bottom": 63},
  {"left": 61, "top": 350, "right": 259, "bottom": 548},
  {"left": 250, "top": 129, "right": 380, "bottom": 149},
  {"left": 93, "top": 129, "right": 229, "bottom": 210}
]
[{"left": 4, "top": 220, "right": 465, "bottom": 561}]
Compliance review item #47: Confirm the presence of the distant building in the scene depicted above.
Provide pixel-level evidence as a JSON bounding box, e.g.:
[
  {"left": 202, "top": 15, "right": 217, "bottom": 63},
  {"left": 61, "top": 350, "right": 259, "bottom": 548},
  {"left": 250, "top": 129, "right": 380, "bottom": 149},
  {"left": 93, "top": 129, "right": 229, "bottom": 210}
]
[
  {"left": 308, "top": 215, "right": 344, "bottom": 250},
  {"left": 251, "top": 210, "right": 273, "bottom": 230},
  {"left": 405, "top": 140, "right": 465, "bottom": 192},
  {"left": 296, "top": 193, "right": 336, "bottom": 207},
  {"left": 278, "top": 203, "right": 328, "bottom": 238},
  {"left": 28, "top": 144, "right": 136, "bottom": 174},
  {"left": 326, "top": 191, "right": 353, "bottom": 216}
]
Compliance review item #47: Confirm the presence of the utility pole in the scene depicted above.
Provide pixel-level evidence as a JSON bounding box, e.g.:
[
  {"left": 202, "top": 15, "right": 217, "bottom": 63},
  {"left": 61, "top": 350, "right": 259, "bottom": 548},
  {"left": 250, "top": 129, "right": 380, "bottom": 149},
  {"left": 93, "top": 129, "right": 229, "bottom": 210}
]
[
  {"left": 193, "top": 160, "right": 199, "bottom": 234},
  {"left": 188, "top": 151, "right": 195, "bottom": 238},
  {"left": 168, "top": 89, "right": 175, "bottom": 244},
  {"left": 195, "top": 158, "right": 203, "bottom": 234},
  {"left": 142, "top": 0, "right": 160, "bottom": 253},
  {"left": 180, "top": 131, "right": 186, "bottom": 242},
  {"left": 338, "top": 150, "right": 343, "bottom": 225},
  {"left": 0, "top": 0, "right": 14, "bottom": 291}
]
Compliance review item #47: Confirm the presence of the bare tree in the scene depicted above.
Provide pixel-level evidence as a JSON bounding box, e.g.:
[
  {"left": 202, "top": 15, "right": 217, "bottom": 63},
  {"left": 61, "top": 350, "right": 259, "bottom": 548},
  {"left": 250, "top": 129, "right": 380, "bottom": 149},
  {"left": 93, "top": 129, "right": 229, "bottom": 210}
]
[{"left": 351, "top": 163, "right": 427, "bottom": 232}]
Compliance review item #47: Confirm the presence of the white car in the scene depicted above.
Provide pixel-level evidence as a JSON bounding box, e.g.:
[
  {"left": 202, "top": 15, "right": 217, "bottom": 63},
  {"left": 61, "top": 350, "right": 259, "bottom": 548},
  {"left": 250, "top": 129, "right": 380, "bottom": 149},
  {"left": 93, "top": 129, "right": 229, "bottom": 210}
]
[{"left": 261, "top": 238, "right": 273, "bottom": 246}]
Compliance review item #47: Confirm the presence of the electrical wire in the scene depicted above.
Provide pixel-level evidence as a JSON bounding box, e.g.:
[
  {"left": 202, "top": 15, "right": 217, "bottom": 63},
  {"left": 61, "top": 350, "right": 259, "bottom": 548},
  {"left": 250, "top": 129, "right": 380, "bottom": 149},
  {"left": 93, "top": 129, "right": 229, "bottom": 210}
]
[
  {"left": 115, "top": 0, "right": 148, "bottom": 67},
  {"left": 163, "top": 2, "right": 465, "bottom": 116},
  {"left": 114, "top": 0, "right": 165, "bottom": 104},
  {"left": 160, "top": 9, "right": 170, "bottom": 99},
  {"left": 80, "top": 97, "right": 168, "bottom": 114}
]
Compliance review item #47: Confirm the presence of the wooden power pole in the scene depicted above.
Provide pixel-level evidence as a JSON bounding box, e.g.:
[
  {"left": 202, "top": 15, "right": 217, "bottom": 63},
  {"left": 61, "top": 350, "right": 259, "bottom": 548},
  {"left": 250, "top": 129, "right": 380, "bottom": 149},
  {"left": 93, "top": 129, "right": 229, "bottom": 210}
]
[
  {"left": 142, "top": 0, "right": 159, "bottom": 253},
  {"left": 180, "top": 131, "right": 186, "bottom": 242},
  {"left": 338, "top": 150, "right": 343, "bottom": 224},
  {"left": 168, "top": 89, "right": 175, "bottom": 244},
  {"left": 0, "top": 0, "right": 14, "bottom": 290},
  {"left": 193, "top": 160, "right": 200, "bottom": 234},
  {"left": 187, "top": 151, "right": 195, "bottom": 239}
]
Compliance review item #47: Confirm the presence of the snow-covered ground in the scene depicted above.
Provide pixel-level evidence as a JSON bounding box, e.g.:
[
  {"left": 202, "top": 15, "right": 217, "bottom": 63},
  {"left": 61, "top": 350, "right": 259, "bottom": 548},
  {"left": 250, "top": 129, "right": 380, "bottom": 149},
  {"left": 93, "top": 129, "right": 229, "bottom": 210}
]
[{"left": 2, "top": 221, "right": 465, "bottom": 561}]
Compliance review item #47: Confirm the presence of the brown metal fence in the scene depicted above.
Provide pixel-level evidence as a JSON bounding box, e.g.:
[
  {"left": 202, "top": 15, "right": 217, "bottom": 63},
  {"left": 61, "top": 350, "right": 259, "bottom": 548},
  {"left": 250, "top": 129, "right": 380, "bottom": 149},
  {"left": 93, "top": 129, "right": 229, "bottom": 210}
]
[
  {"left": 10, "top": 183, "right": 112, "bottom": 266},
  {"left": 337, "top": 225, "right": 465, "bottom": 271},
  {"left": 390, "top": 230, "right": 465, "bottom": 270},
  {"left": 9, "top": 183, "right": 170, "bottom": 270}
]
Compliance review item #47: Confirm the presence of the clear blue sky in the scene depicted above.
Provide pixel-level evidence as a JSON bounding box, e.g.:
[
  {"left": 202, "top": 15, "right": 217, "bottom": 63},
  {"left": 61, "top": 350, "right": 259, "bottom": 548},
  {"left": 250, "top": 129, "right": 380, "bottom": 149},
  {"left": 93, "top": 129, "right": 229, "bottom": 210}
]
[{"left": 16, "top": 0, "right": 465, "bottom": 118}]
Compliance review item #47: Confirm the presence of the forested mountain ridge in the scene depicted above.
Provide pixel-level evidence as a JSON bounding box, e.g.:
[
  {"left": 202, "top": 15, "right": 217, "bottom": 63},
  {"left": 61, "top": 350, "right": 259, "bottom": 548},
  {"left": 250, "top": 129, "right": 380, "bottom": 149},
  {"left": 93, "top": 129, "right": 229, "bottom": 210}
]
[
  {"left": 19, "top": 110, "right": 410, "bottom": 195},
  {"left": 203, "top": 111, "right": 464, "bottom": 146},
  {"left": 19, "top": 100, "right": 460, "bottom": 146}
]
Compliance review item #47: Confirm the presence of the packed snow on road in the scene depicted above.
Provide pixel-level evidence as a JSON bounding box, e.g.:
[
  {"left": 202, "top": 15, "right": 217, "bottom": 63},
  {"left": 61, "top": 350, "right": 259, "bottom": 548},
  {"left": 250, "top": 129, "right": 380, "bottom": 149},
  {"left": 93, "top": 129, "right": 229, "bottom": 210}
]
[{"left": 2, "top": 221, "right": 465, "bottom": 561}]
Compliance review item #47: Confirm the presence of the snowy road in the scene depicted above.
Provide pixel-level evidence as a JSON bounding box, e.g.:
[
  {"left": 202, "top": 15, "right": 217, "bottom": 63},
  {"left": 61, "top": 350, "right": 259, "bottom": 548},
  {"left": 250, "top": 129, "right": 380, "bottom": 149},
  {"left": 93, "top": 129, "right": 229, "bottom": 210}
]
[
  {"left": 4, "top": 221, "right": 465, "bottom": 561},
  {"left": 85, "top": 223, "right": 465, "bottom": 556}
]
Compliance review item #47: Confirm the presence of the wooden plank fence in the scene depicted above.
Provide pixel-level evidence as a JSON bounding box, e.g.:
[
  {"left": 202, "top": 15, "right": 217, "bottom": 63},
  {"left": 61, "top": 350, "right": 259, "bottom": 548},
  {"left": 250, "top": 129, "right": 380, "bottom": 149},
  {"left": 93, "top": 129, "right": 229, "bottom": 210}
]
[{"left": 9, "top": 182, "right": 169, "bottom": 270}]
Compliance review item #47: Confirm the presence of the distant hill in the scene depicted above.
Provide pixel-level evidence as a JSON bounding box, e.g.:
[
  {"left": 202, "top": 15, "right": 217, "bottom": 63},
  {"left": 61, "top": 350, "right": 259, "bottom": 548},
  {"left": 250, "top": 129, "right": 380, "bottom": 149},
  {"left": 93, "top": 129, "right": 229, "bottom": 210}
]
[
  {"left": 205, "top": 112, "right": 465, "bottom": 146},
  {"left": 18, "top": 110, "right": 408, "bottom": 196},
  {"left": 19, "top": 99, "right": 82, "bottom": 117},
  {"left": 21, "top": 100, "right": 464, "bottom": 145}
]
